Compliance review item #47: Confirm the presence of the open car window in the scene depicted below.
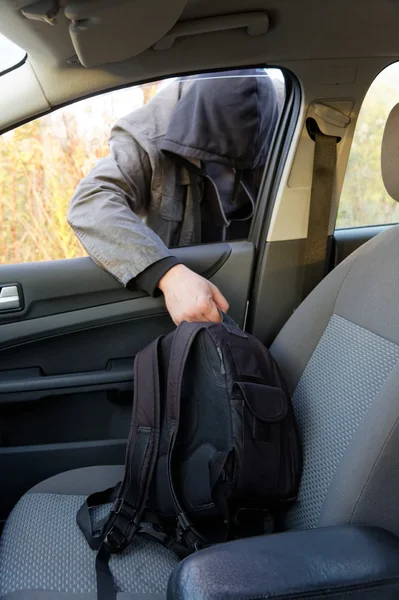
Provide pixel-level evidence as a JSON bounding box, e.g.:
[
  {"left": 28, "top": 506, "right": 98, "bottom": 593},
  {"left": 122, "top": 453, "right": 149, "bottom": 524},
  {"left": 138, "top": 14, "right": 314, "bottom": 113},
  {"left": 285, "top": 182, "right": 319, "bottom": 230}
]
[{"left": 0, "top": 68, "right": 284, "bottom": 265}]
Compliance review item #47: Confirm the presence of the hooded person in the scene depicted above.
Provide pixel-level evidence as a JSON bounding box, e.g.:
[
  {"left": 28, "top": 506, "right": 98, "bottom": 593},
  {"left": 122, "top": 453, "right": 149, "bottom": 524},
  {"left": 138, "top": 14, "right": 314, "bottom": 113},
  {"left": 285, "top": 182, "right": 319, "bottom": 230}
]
[{"left": 68, "top": 69, "right": 278, "bottom": 321}]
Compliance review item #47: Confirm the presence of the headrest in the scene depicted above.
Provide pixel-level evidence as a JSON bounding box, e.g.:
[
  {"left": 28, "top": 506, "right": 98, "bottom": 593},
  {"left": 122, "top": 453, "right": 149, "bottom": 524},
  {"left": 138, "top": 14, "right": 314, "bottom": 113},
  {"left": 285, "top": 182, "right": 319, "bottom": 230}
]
[{"left": 381, "top": 103, "right": 399, "bottom": 202}]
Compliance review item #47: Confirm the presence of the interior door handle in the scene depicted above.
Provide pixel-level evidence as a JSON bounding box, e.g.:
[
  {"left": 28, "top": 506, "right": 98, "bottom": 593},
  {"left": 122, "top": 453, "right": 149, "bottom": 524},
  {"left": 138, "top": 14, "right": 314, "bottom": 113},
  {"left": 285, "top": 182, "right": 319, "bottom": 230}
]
[{"left": 0, "top": 286, "right": 21, "bottom": 311}]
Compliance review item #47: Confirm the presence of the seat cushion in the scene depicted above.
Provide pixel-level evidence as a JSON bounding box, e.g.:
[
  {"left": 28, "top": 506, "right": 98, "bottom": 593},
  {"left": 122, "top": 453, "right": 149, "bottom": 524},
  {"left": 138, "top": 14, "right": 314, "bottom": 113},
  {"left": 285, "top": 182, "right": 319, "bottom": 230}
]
[
  {"left": 1, "top": 593, "right": 164, "bottom": 600},
  {"left": 0, "top": 466, "right": 179, "bottom": 598}
]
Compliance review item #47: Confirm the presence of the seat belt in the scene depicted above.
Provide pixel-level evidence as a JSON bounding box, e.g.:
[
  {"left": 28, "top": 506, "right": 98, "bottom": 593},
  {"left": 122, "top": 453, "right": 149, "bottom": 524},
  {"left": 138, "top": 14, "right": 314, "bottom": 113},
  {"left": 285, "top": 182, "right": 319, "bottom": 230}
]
[{"left": 302, "top": 128, "right": 339, "bottom": 300}]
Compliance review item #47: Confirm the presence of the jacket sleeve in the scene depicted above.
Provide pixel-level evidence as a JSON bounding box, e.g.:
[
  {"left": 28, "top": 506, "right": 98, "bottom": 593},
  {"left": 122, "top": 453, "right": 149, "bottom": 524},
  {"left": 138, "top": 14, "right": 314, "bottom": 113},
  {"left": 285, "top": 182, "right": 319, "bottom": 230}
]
[
  {"left": 68, "top": 117, "right": 173, "bottom": 287},
  {"left": 135, "top": 256, "right": 181, "bottom": 296}
]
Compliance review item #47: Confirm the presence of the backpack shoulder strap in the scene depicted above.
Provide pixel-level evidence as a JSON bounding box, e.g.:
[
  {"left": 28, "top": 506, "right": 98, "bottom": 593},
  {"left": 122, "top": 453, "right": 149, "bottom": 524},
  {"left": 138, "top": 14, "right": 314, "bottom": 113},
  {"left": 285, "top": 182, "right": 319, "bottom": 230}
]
[
  {"left": 104, "top": 335, "right": 163, "bottom": 552},
  {"left": 76, "top": 336, "right": 163, "bottom": 600},
  {"left": 166, "top": 322, "right": 209, "bottom": 550}
]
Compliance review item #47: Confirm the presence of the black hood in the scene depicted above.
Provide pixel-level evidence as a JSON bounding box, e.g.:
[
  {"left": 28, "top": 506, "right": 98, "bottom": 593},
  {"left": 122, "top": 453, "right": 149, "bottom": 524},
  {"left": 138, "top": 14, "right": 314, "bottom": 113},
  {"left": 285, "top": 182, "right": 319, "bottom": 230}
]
[{"left": 160, "top": 69, "right": 278, "bottom": 170}]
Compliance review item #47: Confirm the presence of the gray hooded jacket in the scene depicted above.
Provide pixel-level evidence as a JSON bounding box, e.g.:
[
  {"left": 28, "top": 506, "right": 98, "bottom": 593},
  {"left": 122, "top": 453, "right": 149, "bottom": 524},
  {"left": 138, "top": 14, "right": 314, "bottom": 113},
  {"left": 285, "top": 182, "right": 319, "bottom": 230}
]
[{"left": 68, "top": 70, "right": 278, "bottom": 293}]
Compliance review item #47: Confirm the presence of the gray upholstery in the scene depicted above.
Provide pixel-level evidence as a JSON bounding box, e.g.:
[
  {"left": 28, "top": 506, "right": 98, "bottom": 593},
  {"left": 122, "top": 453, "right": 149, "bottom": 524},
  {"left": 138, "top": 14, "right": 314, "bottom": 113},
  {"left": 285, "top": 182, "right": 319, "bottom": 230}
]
[
  {"left": 272, "top": 225, "right": 399, "bottom": 534},
  {"left": 27, "top": 465, "right": 125, "bottom": 496},
  {"left": 285, "top": 314, "right": 399, "bottom": 530},
  {"left": 0, "top": 468, "right": 179, "bottom": 598},
  {"left": 1, "top": 593, "right": 164, "bottom": 600}
]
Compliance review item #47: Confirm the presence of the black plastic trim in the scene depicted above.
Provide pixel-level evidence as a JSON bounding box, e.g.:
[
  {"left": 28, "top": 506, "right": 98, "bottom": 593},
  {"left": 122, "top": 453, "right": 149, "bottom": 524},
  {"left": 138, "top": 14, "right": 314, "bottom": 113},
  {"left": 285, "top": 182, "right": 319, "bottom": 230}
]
[
  {"left": 247, "top": 68, "right": 302, "bottom": 337},
  {"left": 333, "top": 223, "right": 394, "bottom": 267},
  {"left": 0, "top": 243, "right": 232, "bottom": 325},
  {"left": 0, "top": 53, "right": 28, "bottom": 78},
  {"left": 0, "top": 365, "right": 133, "bottom": 397},
  {"left": 168, "top": 526, "right": 399, "bottom": 600},
  {"left": 306, "top": 116, "right": 341, "bottom": 143}
]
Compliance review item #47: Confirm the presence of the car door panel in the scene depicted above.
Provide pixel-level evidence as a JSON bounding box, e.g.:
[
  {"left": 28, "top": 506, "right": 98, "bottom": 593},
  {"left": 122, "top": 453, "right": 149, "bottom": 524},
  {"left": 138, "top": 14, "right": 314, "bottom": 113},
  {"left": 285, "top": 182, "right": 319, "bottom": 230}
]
[
  {"left": 0, "top": 240, "right": 254, "bottom": 521},
  {"left": 0, "top": 242, "right": 234, "bottom": 325}
]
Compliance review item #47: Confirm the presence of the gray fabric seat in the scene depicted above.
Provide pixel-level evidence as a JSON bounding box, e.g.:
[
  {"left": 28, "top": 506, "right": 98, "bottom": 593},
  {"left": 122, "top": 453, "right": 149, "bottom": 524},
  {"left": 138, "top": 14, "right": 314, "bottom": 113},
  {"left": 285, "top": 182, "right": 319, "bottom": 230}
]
[
  {"left": 273, "top": 102, "right": 399, "bottom": 534},
  {"left": 3, "top": 104, "right": 399, "bottom": 599},
  {"left": 273, "top": 228, "right": 399, "bottom": 533},
  {"left": 0, "top": 466, "right": 179, "bottom": 600}
]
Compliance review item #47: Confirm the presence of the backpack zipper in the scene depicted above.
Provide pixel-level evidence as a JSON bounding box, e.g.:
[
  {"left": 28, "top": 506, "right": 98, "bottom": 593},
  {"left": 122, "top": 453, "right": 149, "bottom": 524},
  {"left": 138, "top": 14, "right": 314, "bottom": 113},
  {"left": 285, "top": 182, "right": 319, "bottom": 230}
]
[{"left": 217, "top": 346, "right": 226, "bottom": 374}]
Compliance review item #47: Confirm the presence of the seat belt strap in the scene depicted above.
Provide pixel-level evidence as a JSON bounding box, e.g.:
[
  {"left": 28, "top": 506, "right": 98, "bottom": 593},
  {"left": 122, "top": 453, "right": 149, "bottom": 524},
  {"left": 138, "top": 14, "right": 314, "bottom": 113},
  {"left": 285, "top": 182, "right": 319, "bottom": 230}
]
[{"left": 302, "top": 129, "right": 339, "bottom": 300}]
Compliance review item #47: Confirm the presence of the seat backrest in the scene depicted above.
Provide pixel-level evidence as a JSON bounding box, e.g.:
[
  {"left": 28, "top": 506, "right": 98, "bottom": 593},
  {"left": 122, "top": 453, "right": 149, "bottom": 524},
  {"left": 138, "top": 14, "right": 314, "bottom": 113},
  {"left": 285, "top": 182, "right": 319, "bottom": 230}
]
[{"left": 271, "top": 103, "right": 399, "bottom": 535}]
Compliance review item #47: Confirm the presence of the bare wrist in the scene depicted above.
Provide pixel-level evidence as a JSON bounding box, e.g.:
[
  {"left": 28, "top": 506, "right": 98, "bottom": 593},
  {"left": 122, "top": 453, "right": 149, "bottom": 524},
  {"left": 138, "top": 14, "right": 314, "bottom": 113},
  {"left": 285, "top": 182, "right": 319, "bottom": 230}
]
[{"left": 158, "top": 264, "right": 186, "bottom": 293}]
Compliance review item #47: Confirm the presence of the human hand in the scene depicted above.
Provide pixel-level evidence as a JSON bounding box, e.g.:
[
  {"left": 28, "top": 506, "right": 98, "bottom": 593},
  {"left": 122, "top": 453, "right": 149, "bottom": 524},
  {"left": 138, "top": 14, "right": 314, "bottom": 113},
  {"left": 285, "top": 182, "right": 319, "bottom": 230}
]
[{"left": 158, "top": 264, "right": 229, "bottom": 326}]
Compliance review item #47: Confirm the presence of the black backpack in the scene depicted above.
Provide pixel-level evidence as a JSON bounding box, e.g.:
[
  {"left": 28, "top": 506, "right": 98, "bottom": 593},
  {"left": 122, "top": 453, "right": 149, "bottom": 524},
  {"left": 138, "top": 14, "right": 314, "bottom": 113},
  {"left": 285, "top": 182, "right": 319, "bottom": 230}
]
[{"left": 77, "top": 314, "right": 302, "bottom": 600}]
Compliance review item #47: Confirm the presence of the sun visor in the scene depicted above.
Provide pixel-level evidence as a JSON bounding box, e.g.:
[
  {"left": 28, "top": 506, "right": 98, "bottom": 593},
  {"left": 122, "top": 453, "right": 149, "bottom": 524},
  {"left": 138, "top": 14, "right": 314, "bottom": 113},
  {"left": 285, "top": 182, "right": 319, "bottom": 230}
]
[{"left": 63, "top": 0, "right": 187, "bottom": 67}]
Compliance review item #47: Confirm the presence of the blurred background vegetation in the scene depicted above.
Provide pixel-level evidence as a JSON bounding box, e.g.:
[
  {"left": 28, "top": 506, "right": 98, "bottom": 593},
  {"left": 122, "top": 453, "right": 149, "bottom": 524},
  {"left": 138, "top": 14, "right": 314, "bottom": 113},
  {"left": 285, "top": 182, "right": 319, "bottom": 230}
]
[
  {"left": 338, "top": 63, "right": 399, "bottom": 228},
  {"left": 0, "top": 80, "right": 162, "bottom": 264},
  {"left": 1, "top": 65, "right": 399, "bottom": 265}
]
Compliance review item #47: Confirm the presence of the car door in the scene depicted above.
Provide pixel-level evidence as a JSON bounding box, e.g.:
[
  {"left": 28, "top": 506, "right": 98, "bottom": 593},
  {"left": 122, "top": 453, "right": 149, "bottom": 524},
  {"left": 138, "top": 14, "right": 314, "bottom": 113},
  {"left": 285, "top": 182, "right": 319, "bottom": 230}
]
[
  {"left": 0, "top": 241, "right": 254, "bottom": 518},
  {"left": 0, "top": 69, "right": 288, "bottom": 522}
]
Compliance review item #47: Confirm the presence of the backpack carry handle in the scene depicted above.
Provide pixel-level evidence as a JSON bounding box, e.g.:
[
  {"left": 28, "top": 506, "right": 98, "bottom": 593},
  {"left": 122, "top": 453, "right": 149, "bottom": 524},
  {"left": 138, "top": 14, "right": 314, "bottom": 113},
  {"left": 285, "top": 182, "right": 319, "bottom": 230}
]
[{"left": 218, "top": 310, "right": 240, "bottom": 330}]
